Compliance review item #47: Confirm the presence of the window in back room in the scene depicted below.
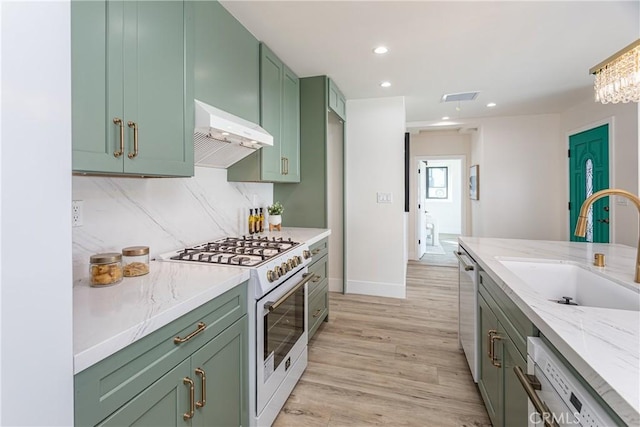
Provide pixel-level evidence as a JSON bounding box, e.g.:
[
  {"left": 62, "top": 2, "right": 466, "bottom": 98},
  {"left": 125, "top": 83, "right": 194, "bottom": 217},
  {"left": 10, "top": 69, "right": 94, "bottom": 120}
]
[{"left": 426, "top": 166, "right": 448, "bottom": 199}]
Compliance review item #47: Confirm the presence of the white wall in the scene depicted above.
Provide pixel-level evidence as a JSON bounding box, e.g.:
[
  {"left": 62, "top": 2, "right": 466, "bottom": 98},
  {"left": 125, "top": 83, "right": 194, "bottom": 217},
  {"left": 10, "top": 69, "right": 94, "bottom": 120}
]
[
  {"left": 345, "top": 97, "right": 406, "bottom": 298},
  {"left": 560, "top": 98, "right": 638, "bottom": 247},
  {"left": 0, "top": 1, "right": 74, "bottom": 424},
  {"left": 470, "top": 114, "right": 566, "bottom": 240},
  {"left": 72, "top": 168, "right": 273, "bottom": 275},
  {"left": 326, "top": 112, "right": 344, "bottom": 292}
]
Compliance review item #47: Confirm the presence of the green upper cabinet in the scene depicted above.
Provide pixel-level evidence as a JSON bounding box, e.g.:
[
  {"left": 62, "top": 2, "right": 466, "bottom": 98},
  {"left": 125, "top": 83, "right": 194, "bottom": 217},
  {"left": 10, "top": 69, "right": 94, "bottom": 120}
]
[
  {"left": 227, "top": 43, "right": 300, "bottom": 183},
  {"left": 274, "top": 75, "right": 346, "bottom": 228},
  {"left": 328, "top": 78, "right": 346, "bottom": 121},
  {"left": 194, "top": 1, "right": 259, "bottom": 123},
  {"left": 71, "top": 0, "right": 194, "bottom": 177}
]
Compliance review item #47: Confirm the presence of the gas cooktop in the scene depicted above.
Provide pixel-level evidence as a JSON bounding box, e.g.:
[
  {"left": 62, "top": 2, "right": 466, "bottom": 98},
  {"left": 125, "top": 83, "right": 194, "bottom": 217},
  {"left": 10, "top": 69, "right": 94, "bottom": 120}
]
[{"left": 160, "top": 235, "right": 301, "bottom": 268}]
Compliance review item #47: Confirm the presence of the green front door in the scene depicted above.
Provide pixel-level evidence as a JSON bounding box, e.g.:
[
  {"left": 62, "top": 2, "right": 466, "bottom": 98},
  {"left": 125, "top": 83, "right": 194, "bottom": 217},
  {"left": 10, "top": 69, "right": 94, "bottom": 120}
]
[{"left": 569, "top": 125, "right": 609, "bottom": 243}]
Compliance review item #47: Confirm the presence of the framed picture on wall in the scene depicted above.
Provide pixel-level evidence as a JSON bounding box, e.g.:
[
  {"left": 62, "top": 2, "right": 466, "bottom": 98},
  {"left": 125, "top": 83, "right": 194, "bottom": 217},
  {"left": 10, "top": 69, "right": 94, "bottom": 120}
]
[{"left": 469, "top": 165, "right": 479, "bottom": 200}]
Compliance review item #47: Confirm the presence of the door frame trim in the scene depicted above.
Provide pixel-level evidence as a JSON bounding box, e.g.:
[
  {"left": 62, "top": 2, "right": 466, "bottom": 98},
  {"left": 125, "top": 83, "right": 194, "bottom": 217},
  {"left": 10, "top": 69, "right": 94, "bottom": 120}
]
[
  {"left": 565, "top": 117, "right": 615, "bottom": 242},
  {"left": 412, "top": 154, "right": 467, "bottom": 260}
]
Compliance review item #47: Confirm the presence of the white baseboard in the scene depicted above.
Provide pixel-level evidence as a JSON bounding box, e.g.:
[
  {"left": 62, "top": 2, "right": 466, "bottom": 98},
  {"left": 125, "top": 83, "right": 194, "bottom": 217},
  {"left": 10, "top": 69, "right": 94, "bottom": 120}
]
[
  {"left": 346, "top": 279, "right": 406, "bottom": 299},
  {"left": 328, "top": 278, "right": 343, "bottom": 293}
]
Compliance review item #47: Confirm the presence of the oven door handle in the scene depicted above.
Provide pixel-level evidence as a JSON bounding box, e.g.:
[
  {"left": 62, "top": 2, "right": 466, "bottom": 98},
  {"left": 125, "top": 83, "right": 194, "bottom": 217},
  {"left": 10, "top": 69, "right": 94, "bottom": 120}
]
[
  {"left": 514, "top": 366, "right": 559, "bottom": 427},
  {"left": 265, "top": 273, "right": 313, "bottom": 312}
]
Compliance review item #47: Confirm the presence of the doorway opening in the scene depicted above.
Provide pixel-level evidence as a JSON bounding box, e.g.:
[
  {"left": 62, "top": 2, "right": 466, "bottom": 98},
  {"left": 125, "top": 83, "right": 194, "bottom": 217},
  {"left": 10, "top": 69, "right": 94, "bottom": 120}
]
[{"left": 414, "top": 156, "right": 465, "bottom": 267}]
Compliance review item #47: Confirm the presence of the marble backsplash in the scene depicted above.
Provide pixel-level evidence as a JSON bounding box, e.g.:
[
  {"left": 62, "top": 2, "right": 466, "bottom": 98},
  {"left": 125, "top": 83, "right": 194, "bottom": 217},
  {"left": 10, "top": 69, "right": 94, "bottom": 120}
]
[{"left": 72, "top": 167, "right": 272, "bottom": 278}]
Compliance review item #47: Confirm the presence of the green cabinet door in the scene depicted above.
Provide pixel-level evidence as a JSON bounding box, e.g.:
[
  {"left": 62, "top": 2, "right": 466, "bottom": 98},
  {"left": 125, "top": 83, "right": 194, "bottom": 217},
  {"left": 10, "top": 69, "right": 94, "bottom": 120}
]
[
  {"left": 502, "top": 332, "right": 529, "bottom": 427},
  {"left": 280, "top": 65, "right": 300, "bottom": 182},
  {"left": 478, "top": 294, "right": 502, "bottom": 427},
  {"left": 97, "top": 359, "right": 191, "bottom": 427},
  {"left": 191, "top": 316, "right": 248, "bottom": 427},
  {"left": 72, "top": 0, "right": 194, "bottom": 177},
  {"left": 259, "top": 44, "right": 284, "bottom": 181},
  {"left": 122, "top": 0, "right": 194, "bottom": 177},
  {"left": 194, "top": 1, "right": 259, "bottom": 123},
  {"left": 71, "top": 0, "right": 122, "bottom": 173},
  {"left": 227, "top": 43, "right": 299, "bottom": 182}
]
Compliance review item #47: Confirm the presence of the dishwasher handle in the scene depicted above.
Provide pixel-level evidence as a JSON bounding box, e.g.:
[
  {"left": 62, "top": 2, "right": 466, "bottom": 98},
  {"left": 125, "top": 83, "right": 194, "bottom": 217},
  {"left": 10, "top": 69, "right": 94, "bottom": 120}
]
[
  {"left": 514, "top": 365, "right": 559, "bottom": 427},
  {"left": 454, "top": 251, "right": 475, "bottom": 271}
]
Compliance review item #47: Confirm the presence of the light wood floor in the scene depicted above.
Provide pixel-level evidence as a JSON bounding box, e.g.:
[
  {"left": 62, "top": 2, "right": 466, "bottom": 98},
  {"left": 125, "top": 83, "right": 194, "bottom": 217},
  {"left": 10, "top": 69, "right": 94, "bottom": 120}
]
[{"left": 273, "top": 262, "right": 491, "bottom": 427}]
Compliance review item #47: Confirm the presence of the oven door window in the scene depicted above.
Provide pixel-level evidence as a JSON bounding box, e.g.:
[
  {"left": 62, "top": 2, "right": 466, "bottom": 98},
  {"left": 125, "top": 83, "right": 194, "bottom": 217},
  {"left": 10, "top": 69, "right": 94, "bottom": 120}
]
[{"left": 264, "top": 284, "right": 305, "bottom": 378}]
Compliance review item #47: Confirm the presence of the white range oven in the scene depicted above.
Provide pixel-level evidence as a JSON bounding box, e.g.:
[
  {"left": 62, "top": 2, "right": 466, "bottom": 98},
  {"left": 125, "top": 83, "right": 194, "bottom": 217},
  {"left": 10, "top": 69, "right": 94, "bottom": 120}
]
[{"left": 161, "top": 235, "right": 313, "bottom": 426}]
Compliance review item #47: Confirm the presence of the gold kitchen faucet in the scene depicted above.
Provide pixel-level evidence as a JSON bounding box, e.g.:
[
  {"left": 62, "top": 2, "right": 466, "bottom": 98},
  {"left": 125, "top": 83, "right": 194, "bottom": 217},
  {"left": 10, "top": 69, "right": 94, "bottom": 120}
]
[{"left": 574, "top": 189, "right": 640, "bottom": 283}]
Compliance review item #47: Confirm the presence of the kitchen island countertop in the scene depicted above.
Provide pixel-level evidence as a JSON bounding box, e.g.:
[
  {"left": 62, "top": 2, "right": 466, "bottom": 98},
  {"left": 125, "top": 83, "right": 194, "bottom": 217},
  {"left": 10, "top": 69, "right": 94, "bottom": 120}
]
[
  {"left": 73, "top": 227, "right": 330, "bottom": 374},
  {"left": 459, "top": 237, "right": 639, "bottom": 426}
]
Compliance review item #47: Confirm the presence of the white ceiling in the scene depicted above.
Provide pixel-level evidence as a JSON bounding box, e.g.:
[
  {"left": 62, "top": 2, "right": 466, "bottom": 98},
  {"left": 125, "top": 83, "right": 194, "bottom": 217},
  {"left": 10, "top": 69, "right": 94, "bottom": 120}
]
[{"left": 220, "top": 1, "right": 639, "bottom": 129}]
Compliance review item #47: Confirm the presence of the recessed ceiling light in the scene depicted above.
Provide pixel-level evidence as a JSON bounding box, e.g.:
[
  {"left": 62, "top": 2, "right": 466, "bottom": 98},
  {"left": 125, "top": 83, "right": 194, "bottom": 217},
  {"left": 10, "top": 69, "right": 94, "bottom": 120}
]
[
  {"left": 380, "top": 81, "right": 391, "bottom": 88},
  {"left": 442, "top": 116, "right": 450, "bottom": 120},
  {"left": 373, "top": 46, "right": 388, "bottom": 54},
  {"left": 487, "top": 102, "right": 497, "bottom": 107}
]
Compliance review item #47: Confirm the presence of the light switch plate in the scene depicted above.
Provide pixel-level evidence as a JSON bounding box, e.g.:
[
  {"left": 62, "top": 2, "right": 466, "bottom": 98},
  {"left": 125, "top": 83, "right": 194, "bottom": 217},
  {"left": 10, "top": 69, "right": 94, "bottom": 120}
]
[{"left": 377, "top": 192, "right": 393, "bottom": 203}]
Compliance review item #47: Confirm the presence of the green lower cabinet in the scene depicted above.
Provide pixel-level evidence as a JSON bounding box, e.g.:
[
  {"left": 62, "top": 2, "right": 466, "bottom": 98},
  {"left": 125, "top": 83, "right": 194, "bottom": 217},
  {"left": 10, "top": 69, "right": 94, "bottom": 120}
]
[
  {"left": 75, "top": 284, "right": 248, "bottom": 427},
  {"left": 477, "top": 271, "right": 534, "bottom": 427},
  {"left": 191, "top": 317, "right": 248, "bottom": 427},
  {"left": 308, "top": 283, "right": 328, "bottom": 340},
  {"left": 502, "top": 335, "right": 528, "bottom": 427},
  {"left": 478, "top": 295, "right": 501, "bottom": 427},
  {"left": 97, "top": 359, "right": 191, "bottom": 427},
  {"left": 307, "top": 238, "right": 330, "bottom": 341}
]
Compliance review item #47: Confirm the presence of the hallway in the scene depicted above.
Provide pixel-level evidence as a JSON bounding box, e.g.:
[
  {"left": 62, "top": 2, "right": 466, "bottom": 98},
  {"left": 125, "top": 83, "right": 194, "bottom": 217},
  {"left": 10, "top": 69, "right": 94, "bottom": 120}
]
[{"left": 417, "top": 233, "right": 459, "bottom": 268}]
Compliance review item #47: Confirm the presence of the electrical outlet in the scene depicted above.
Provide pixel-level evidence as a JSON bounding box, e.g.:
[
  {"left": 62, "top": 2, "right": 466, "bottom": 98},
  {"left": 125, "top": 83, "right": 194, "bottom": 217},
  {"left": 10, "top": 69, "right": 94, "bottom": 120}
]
[{"left": 72, "top": 200, "right": 83, "bottom": 227}]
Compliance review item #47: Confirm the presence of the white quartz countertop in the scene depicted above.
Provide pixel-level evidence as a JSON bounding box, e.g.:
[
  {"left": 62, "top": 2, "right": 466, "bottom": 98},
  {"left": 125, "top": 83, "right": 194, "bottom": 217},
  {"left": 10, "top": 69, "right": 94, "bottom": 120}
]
[
  {"left": 459, "top": 237, "right": 640, "bottom": 426},
  {"left": 73, "top": 227, "right": 330, "bottom": 374}
]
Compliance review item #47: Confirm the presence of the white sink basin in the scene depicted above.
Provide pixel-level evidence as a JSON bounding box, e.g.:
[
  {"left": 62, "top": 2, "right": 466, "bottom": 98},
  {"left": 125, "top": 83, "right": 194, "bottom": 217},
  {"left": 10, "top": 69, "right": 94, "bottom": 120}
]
[{"left": 498, "top": 259, "right": 640, "bottom": 311}]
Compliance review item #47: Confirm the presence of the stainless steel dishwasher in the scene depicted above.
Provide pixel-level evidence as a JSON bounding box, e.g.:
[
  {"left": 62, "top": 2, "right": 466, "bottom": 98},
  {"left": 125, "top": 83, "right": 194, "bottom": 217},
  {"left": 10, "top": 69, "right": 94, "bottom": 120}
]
[{"left": 455, "top": 245, "right": 479, "bottom": 382}]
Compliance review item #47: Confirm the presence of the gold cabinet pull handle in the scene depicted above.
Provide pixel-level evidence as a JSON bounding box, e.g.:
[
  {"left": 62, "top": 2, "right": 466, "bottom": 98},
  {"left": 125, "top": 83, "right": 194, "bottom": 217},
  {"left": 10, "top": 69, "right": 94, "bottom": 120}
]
[
  {"left": 183, "top": 377, "right": 195, "bottom": 420},
  {"left": 281, "top": 157, "right": 286, "bottom": 175},
  {"left": 113, "top": 118, "right": 124, "bottom": 158},
  {"left": 311, "top": 248, "right": 322, "bottom": 255},
  {"left": 285, "top": 157, "right": 289, "bottom": 175},
  {"left": 490, "top": 333, "right": 503, "bottom": 367},
  {"left": 487, "top": 330, "right": 496, "bottom": 359},
  {"left": 312, "top": 308, "right": 322, "bottom": 318},
  {"left": 127, "top": 121, "right": 138, "bottom": 158},
  {"left": 311, "top": 274, "right": 321, "bottom": 283},
  {"left": 174, "top": 322, "right": 206, "bottom": 344},
  {"left": 195, "top": 368, "right": 206, "bottom": 408},
  {"left": 514, "top": 366, "right": 559, "bottom": 427}
]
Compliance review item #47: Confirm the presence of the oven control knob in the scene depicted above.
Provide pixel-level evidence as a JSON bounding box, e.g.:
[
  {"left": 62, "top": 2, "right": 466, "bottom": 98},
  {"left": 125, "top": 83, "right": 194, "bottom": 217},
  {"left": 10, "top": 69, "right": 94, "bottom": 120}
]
[
  {"left": 281, "top": 262, "right": 289, "bottom": 273},
  {"left": 289, "top": 258, "right": 297, "bottom": 268},
  {"left": 296, "top": 255, "right": 303, "bottom": 264},
  {"left": 275, "top": 266, "right": 283, "bottom": 277},
  {"left": 303, "top": 250, "right": 311, "bottom": 259},
  {"left": 267, "top": 269, "right": 278, "bottom": 282}
]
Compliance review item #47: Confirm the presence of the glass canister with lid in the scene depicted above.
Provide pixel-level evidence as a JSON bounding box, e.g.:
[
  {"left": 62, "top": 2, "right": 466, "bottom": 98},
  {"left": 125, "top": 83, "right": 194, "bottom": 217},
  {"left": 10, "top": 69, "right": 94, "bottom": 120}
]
[
  {"left": 122, "top": 246, "right": 150, "bottom": 277},
  {"left": 89, "top": 253, "right": 124, "bottom": 287}
]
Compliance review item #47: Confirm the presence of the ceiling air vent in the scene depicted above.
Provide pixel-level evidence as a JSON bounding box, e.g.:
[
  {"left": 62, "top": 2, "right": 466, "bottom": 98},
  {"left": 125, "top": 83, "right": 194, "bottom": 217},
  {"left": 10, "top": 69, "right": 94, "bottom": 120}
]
[{"left": 441, "top": 92, "right": 480, "bottom": 102}]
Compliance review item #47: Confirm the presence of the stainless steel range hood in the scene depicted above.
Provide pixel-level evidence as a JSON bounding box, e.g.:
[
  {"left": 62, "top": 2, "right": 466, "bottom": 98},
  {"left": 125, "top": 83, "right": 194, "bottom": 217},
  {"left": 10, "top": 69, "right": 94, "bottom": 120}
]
[{"left": 193, "top": 99, "right": 273, "bottom": 168}]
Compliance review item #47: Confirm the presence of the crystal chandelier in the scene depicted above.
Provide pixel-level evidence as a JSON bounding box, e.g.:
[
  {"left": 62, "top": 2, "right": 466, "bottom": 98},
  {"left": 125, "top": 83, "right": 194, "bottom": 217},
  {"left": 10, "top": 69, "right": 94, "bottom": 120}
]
[{"left": 590, "top": 39, "right": 640, "bottom": 104}]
